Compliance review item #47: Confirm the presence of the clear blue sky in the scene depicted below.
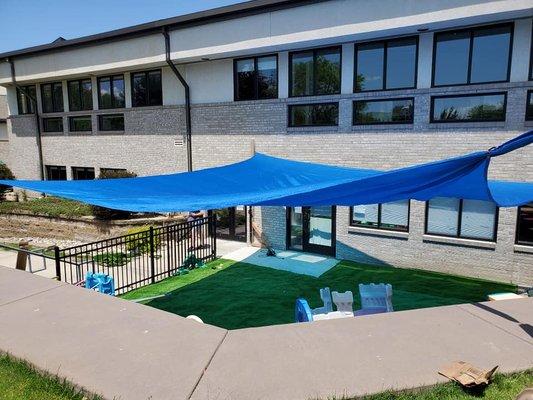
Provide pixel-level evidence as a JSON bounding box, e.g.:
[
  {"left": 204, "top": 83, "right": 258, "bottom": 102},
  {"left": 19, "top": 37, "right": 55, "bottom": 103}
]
[{"left": 0, "top": 0, "right": 245, "bottom": 53}]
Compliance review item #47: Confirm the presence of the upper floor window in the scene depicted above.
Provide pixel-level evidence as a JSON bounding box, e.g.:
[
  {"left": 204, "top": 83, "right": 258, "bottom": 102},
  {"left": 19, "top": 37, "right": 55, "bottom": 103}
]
[
  {"left": 41, "top": 82, "right": 64, "bottom": 113},
  {"left": 354, "top": 98, "right": 414, "bottom": 125},
  {"left": 526, "top": 91, "right": 533, "bottom": 121},
  {"left": 68, "top": 79, "right": 93, "bottom": 111},
  {"left": 72, "top": 166, "right": 95, "bottom": 180},
  {"left": 131, "top": 70, "right": 162, "bottom": 107},
  {"left": 351, "top": 200, "right": 410, "bottom": 232},
  {"left": 516, "top": 203, "right": 533, "bottom": 246},
  {"left": 426, "top": 197, "right": 498, "bottom": 241},
  {"left": 288, "top": 103, "right": 339, "bottom": 127},
  {"left": 290, "top": 47, "right": 341, "bottom": 97},
  {"left": 45, "top": 165, "right": 67, "bottom": 181},
  {"left": 431, "top": 93, "right": 506, "bottom": 123},
  {"left": 16, "top": 85, "right": 36, "bottom": 115},
  {"left": 433, "top": 24, "right": 512, "bottom": 87},
  {"left": 234, "top": 55, "right": 278, "bottom": 101},
  {"left": 98, "top": 75, "right": 125, "bottom": 109},
  {"left": 355, "top": 37, "right": 417, "bottom": 92}
]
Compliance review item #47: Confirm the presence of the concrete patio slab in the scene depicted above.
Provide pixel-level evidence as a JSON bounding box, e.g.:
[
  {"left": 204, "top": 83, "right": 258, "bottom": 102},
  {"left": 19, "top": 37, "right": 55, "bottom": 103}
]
[
  {"left": 0, "top": 267, "right": 227, "bottom": 400},
  {"left": 191, "top": 300, "right": 533, "bottom": 400}
]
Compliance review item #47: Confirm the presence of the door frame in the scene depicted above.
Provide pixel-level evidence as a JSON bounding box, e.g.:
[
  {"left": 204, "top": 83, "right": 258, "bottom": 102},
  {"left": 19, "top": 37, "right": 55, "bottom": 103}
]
[
  {"left": 215, "top": 207, "right": 248, "bottom": 242},
  {"left": 286, "top": 206, "right": 336, "bottom": 256}
]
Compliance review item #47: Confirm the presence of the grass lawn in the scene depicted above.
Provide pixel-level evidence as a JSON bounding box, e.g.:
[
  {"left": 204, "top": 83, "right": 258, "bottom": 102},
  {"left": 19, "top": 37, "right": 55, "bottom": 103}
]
[
  {"left": 0, "top": 197, "right": 92, "bottom": 218},
  {"left": 0, "top": 354, "right": 100, "bottom": 400},
  {"left": 122, "top": 259, "right": 516, "bottom": 330}
]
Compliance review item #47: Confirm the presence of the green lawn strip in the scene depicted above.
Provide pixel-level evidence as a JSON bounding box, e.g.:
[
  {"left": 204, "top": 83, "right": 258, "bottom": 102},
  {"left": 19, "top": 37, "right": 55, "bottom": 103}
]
[
  {"left": 128, "top": 259, "right": 515, "bottom": 330},
  {"left": 353, "top": 369, "right": 533, "bottom": 400},
  {"left": 0, "top": 197, "right": 92, "bottom": 218},
  {"left": 0, "top": 354, "right": 101, "bottom": 400}
]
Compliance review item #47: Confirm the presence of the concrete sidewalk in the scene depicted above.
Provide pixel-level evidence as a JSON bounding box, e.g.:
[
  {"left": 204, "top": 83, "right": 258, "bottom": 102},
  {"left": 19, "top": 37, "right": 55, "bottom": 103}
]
[{"left": 0, "top": 266, "right": 531, "bottom": 400}]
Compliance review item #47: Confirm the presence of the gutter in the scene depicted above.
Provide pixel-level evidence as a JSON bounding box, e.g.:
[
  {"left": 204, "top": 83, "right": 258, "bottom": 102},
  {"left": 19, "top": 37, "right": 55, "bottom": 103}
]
[
  {"left": 5, "top": 58, "right": 45, "bottom": 180},
  {"left": 162, "top": 28, "right": 193, "bottom": 172}
]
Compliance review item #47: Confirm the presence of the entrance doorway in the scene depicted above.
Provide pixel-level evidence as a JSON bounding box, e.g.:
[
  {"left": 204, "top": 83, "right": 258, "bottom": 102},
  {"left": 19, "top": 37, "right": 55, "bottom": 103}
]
[
  {"left": 214, "top": 206, "right": 247, "bottom": 242},
  {"left": 287, "top": 206, "right": 336, "bottom": 256}
]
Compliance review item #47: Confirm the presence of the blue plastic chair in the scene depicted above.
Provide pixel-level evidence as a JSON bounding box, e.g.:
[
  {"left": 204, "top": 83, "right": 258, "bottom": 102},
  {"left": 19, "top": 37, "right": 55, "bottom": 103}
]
[
  {"left": 85, "top": 272, "right": 115, "bottom": 296},
  {"left": 294, "top": 298, "right": 313, "bottom": 323}
]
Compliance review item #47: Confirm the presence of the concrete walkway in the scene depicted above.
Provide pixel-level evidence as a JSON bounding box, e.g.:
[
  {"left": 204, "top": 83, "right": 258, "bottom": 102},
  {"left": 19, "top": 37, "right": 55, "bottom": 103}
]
[{"left": 0, "top": 266, "right": 532, "bottom": 400}]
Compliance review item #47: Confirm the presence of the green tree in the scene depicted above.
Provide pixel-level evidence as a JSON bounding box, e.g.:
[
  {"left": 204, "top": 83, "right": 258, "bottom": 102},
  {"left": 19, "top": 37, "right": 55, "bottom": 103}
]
[
  {"left": 0, "top": 162, "right": 15, "bottom": 201},
  {"left": 91, "top": 169, "right": 137, "bottom": 220}
]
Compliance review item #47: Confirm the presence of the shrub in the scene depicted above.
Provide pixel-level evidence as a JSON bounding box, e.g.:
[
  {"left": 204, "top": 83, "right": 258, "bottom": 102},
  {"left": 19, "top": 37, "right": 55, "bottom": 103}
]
[
  {"left": 0, "top": 162, "right": 15, "bottom": 201},
  {"left": 91, "top": 169, "right": 137, "bottom": 220},
  {"left": 125, "top": 225, "right": 161, "bottom": 255},
  {"left": 92, "top": 252, "right": 130, "bottom": 268}
]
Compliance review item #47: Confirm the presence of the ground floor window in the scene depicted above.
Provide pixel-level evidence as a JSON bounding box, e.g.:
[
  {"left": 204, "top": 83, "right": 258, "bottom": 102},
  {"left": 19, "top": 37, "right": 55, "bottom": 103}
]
[
  {"left": 45, "top": 165, "right": 66, "bottom": 181},
  {"left": 430, "top": 93, "right": 506, "bottom": 122},
  {"left": 288, "top": 103, "right": 339, "bottom": 127},
  {"left": 72, "top": 167, "right": 95, "bottom": 180},
  {"left": 425, "top": 197, "right": 498, "bottom": 241},
  {"left": 516, "top": 203, "right": 533, "bottom": 246},
  {"left": 42, "top": 117, "right": 63, "bottom": 133},
  {"left": 98, "top": 114, "right": 124, "bottom": 131},
  {"left": 353, "top": 98, "right": 414, "bottom": 125},
  {"left": 69, "top": 116, "right": 92, "bottom": 132},
  {"left": 350, "top": 200, "right": 409, "bottom": 231}
]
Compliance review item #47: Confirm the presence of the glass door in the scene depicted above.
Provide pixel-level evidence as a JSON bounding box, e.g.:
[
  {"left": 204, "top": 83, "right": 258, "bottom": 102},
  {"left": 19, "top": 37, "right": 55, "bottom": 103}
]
[
  {"left": 287, "top": 206, "right": 336, "bottom": 256},
  {"left": 214, "top": 207, "right": 247, "bottom": 242}
]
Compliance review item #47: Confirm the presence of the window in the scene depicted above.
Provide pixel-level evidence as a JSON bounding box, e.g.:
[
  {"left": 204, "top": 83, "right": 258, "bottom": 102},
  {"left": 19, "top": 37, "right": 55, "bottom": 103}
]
[
  {"left": 234, "top": 55, "right": 278, "bottom": 100},
  {"left": 0, "top": 120, "right": 7, "bottom": 141},
  {"left": 16, "top": 85, "right": 36, "bottom": 115},
  {"left": 426, "top": 197, "right": 498, "bottom": 241},
  {"left": 527, "top": 91, "right": 533, "bottom": 121},
  {"left": 131, "top": 70, "right": 162, "bottom": 107},
  {"left": 98, "top": 114, "right": 124, "bottom": 131},
  {"left": 68, "top": 79, "right": 93, "bottom": 111},
  {"left": 431, "top": 93, "right": 506, "bottom": 122},
  {"left": 42, "top": 117, "right": 63, "bottom": 133},
  {"left": 354, "top": 98, "right": 414, "bottom": 125},
  {"left": 69, "top": 116, "right": 92, "bottom": 132},
  {"left": 45, "top": 165, "right": 67, "bottom": 181},
  {"left": 516, "top": 203, "right": 533, "bottom": 246},
  {"left": 41, "top": 82, "right": 64, "bottom": 113},
  {"left": 288, "top": 103, "right": 339, "bottom": 127},
  {"left": 290, "top": 47, "right": 341, "bottom": 97},
  {"left": 351, "top": 200, "right": 410, "bottom": 232},
  {"left": 98, "top": 75, "right": 125, "bottom": 109},
  {"left": 355, "top": 37, "right": 417, "bottom": 92},
  {"left": 433, "top": 24, "right": 512, "bottom": 87},
  {"left": 72, "top": 167, "right": 95, "bottom": 180},
  {"left": 100, "top": 168, "right": 127, "bottom": 175}
]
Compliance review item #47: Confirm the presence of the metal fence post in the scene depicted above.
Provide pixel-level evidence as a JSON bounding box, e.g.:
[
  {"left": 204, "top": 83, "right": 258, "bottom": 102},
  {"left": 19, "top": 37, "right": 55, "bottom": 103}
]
[
  {"left": 54, "top": 246, "right": 61, "bottom": 281},
  {"left": 149, "top": 226, "right": 155, "bottom": 283},
  {"left": 212, "top": 214, "right": 217, "bottom": 259}
]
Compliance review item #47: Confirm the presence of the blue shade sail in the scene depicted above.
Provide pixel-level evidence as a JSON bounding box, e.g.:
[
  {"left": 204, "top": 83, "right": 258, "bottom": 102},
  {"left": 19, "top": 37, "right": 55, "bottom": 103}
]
[{"left": 1, "top": 131, "right": 532, "bottom": 212}]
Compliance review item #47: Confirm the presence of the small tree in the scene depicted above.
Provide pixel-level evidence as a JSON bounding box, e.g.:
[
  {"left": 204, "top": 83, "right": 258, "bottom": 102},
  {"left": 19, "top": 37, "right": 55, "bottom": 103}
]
[
  {"left": 0, "top": 162, "right": 15, "bottom": 201},
  {"left": 91, "top": 169, "right": 137, "bottom": 220}
]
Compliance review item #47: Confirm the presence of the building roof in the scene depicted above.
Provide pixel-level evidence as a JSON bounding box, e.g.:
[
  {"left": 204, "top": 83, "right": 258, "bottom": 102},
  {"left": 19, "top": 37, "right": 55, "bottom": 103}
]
[{"left": 0, "top": 0, "right": 327, "bottom": 60}]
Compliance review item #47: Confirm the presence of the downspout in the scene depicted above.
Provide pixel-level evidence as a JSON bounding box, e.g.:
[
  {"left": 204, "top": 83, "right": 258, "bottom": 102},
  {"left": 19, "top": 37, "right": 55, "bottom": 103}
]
[
  {"left": 162, "top": 28, "right": 193, "bottom": 172},
  {"left": 6, "top": 57, "right": 45, "bottom": 180}
]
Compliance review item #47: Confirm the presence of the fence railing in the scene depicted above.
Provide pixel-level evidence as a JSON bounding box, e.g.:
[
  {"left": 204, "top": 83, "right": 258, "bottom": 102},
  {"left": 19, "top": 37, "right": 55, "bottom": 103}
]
[
  {"left": 0, "top": 243, "right": 54, "bottom": 274},
  {"left": 55, "top": 216, "right": 216, "bottom": 295}
]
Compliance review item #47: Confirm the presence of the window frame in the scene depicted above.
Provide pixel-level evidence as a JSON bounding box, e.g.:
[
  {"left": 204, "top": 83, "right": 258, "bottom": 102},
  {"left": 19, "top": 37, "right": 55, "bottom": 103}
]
[
  {"left": 97, "top": 75, "right": 125, "bottom": 110},
  {"left": 45, "top": 165, "right": 67, "bottom": 181},
  {"left": 67, "top": 78, "right": 93, "bottom": 111},
  {"left": 40, "top": 81, "right": 64, "bottom": 113},
  {"left": 233, "top": 54, "right": 279, "bottom": 101},
  {"left": 430, "top": 92, "right": 507, "bottom": 123},
  {"left": 431, "top": 23, "right": 514, "bottom": 88},
  {"left": 354, "top": 36, "right": 419, "bottom": 93},
  {"left": 288, "top": 46, "right": 342, "bottom": 98},
  {"left": 424, "top": 198, "right": 499, "bottom": 242},
  {"left": 98, "top": 114, "right": 125, "bottom": 132},
  {"left": 16, "top": 85, "right": 36, "bottom": 115},
  {"left": 68, "top": 115, "right": 92, "bottom": 132},
  {"left": 515, "top": 203, "right": 533, "bottom": 246},
  {"left": 130, "top": 69, "right": 163, "bottom": 107},
  {"left": 526, "top": 90, "right": 533, "bottom": 121},
  {"left": 71, "top": 166, "right": 95, "bottom": 181},
  {"left": 287, "top": 102, "right": 339, "bottom": 127},
  {"left": 41, "top": 117, "right": 64, "bottom": 133},
  {"left": 349, "top": 201, "right": 411, "bottom": 232},
  {"left": 353, "top": 97, "right": 415, "bottom": 125}
]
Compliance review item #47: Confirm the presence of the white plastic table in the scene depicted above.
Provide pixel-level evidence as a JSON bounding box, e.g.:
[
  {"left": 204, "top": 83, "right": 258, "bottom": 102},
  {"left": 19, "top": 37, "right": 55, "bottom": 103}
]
[
  {"left": 312, "top": 311, "right": 354, "bottom": 321},
  {"left": 487, "top": 293, "right": 526, "bottom": 301}
]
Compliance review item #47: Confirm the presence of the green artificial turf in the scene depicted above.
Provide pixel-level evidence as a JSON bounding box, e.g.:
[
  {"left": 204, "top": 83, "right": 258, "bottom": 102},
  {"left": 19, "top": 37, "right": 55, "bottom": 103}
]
[
  {"left": 123, "top": 259, "right": 516, "bottom": 330},
  {"left": 0, "top": 354, "right": 101, "bottom": 400}
]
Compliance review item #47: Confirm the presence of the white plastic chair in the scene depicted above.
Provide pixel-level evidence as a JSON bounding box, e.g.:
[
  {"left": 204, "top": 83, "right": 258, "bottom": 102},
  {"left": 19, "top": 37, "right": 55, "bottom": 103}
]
[
  {"left": 358, "top": 283, "right": 393, "bottom": 314},
  {"left": 312, "top": 287, "right": 333, "bottom": 315},
  {"left": 331, "top": 291, "right": 354, "bottom": 313}
]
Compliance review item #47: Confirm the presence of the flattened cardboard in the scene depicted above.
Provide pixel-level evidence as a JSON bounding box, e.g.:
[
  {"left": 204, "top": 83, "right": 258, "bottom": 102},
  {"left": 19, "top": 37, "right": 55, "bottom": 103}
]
[{"left": 438, "top": 361, "right": 498, "bottom": 387}]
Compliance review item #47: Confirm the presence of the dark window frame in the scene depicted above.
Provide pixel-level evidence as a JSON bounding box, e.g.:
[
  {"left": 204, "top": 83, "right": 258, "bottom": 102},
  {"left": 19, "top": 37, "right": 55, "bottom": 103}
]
[
  {"left": 515, "top": 203, "right": 533, "bottom": 246},
  {"left": 16, "top": 85, "right": 36, "bottom": 115},
  {"left": 431, "top": 22, "right": 514, "bottom": 88},
  {"left": 45, "top": 165, "right": 67, "bottom": 181},
  {"left": 71, "top": 166, "right": 95, "bottom": 180},
  {"left": 97, "top": 75, "right": 125, "bottom": 109},
  {"left": 289, "top": 45, "right": 342, "bottom": 98},
  {"left": 40, "top": 81, "right": 64, "bottom": 113},
  {"left": 349, "top": 201, "right": 411, "bottom": 232},
  {"left": 130, "top": 69, "right": 163, "bottom": 107},
  {"left": 233, "top": 54, "right": 279, "bottom": 101},
  {"left": 67, "top": 78, "right": 93, "bottom": 111},
  {"left": 98, "top": 114, "right": 125, "bottom": 132},
  {"left": 68, "top": 115, "right": 92, "bottom": 132},
  {"left": 353, "top": 97, "right": 415, "bottom": 125},
  {"left": 526, "top": 90, "right": 533, "bottom": 121},
  {"left": 430, "top": 92, "right": 507, "bottom": 123},
  {"left": 287, "top": 102, "right": 339, "bottom": 127},
  {"left": 529, "top": 25, "right": 533, "bottom": 81},
  {"left": 354, "top": 36, "right": 419, "bottom": 93},
  {"left": 42, "top": 117, "right": 64, "bottom": 133},
  {"left": 424, "top": 198, "right": 499, "bottom": 242}
]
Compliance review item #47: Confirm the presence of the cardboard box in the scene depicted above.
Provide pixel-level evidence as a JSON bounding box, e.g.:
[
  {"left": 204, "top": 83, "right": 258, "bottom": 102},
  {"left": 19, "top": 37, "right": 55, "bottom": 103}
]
[{"left": 438, "top": 361, "right": 498, "bottom": 387}]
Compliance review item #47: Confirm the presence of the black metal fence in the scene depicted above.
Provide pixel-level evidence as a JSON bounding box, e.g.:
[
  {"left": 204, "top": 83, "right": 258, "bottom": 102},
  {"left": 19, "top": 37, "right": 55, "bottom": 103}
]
[{"left": 54, "top": 216, "right": 216, "bottom": 294}]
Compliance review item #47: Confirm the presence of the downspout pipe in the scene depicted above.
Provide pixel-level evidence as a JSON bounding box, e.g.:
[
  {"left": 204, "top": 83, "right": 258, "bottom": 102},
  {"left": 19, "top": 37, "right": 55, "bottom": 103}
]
[
  {"left": 162, "top": 28, "right": 192, "bottom": 172},
  {"left": 6, "top": 57, "right": 45, "bottom": 180}
]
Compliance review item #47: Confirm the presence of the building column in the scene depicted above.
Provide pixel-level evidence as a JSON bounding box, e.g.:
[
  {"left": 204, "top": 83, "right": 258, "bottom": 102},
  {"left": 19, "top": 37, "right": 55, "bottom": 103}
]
[
  {"left": 510, "top": 18, "right": 532, "bottom": 82},
  {"left": 341, "top": 43, "right": 354, "bottom": 94},
  {"left": 124, "top": 72, "right": 132, "bottom": 108},
  {"left": 278, "top": 51, "right": 289, "bottom": 98},
  {"left": 417, "top": 32, "right": 433, "bottom": 89}
]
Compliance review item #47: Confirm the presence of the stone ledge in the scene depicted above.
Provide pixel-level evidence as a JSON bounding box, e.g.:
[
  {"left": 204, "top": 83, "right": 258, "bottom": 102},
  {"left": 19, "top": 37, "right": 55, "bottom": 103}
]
[
  {"left": 423, "top": 234, "right": 496, "bottom": 250},
  {"left": 348, "top": 226, "right": 409, "bottom": 240},
  {"left": 513, "top": 244, "right": 533, "bottom": 254}
]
